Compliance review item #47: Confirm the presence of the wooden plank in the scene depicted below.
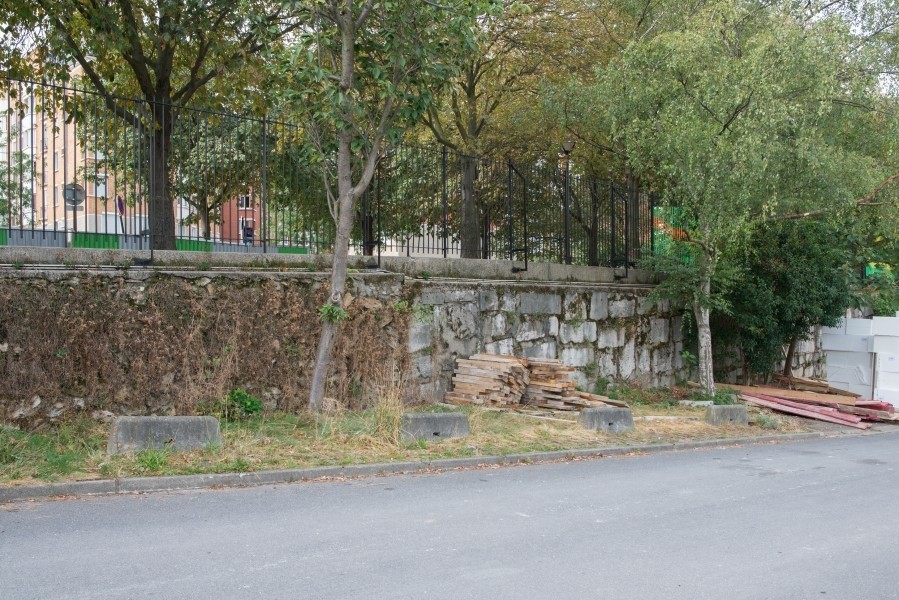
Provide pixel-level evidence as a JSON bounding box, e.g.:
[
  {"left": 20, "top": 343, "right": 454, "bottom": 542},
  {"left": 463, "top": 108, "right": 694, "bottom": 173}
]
[
  {"left": 741, "top": 395, "right": 869, "bottom": 429},
  {"left": 741, "top": 391, "right": 862, "bottom": 423},
  {"left": 720, "top": 383, "right": 858, "bottom": 406}
]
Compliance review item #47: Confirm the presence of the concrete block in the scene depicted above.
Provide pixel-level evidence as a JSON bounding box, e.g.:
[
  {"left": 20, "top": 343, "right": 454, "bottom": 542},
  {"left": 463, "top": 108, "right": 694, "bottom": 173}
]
[
  {"left": 597, "top": 328, "right": 621, "bottom": 349},
  {"left": 547, "top": 316, "right": 560, "bottom": 337},
  {"left": 401, "top": 412, "right": 469, "bottom": 443},
  {"left": 704, "top": 405, "right": 748, "bottom": 426},
  {"left": 579, "top": 407, "right": 634, "bottom": 433},
  {"left": 107, "top": 416, "right": 222, "bottom": 454},
  {"left": 609, "top": 299, "right": 635, "bottom": 318},
  {"left": 522, "top": 341, "right": 557, "bottom": 359},
  {"left": 519, "top": 292, "right": 561, "bottom": 315},
  {"left": 408, "top": 322, "right": 433, "bottom": 352},
  {"left": 590, "top": 292, "right": 609, "bottom": 320},
  {"left": 873, "top": 316, "right": 899, "bottom": 337},
  {"left": 872, "top": 336, "right": 899, "bottom": 354},
  {"left": 564, "top": 293, "right": 587, "bottom": 320},
  {"left": 618, "top": 338, "right": 636, "bottom": 379},
  {"left": 515, "top": 319, "right": 545, "bottom": 342},
  {"left": 485, "top": 338, "right": 514, "bottom": 355},
  {"left": 649, "top": 318, "right": 669, "bottom": 345},
  {"left": 561, "top": 346, "right": 594, "bottom": 367},
  {"left": 417, "top": 291, "right": 446, "bottom": 305},
  {"left": 560, "top": 322, "right": 596, "bottom": 344},
  {"left": 637, "top": 296, "right": 655, "bottom": 315},
  {"left": 821, "top": 333, "right": 872, "bottom": 352},
  {"left": 478, "top": 289, "right": 499, "bottom": 311}
]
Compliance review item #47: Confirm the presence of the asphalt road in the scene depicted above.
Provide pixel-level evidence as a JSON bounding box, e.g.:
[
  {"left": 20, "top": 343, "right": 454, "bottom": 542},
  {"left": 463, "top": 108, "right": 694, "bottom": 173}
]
[{"left": 2, "top": 433, "right": 899, "bottom": 600}]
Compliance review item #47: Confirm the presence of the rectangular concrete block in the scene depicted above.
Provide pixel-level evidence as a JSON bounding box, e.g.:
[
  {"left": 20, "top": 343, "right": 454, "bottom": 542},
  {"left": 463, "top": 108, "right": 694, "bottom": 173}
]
[
  {"left": 704, "top": 405, "right": 749, "bottom": 426},
  {"left": 401, "top": 412, "right": 470, "bottom": 443},
  {"left": 519, "top": 292, "right": 561, "bottom": 315},
  {"left": 579, "top": 407, "right": 634, "bottom": 433},
  {"left": 107, "top": 416, "right": 222, "bottom": 454}
]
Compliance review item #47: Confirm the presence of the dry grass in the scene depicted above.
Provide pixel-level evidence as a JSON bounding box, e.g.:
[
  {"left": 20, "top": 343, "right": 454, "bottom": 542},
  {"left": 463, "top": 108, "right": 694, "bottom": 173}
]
[{"left": 0, "top": 402, "right": 811, "bottom": 487}]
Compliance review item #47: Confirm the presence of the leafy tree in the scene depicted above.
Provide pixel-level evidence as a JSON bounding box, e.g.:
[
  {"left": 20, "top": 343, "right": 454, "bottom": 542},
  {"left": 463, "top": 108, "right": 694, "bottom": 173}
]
[
  {"left": 0, "top": 0, "right": 302, "bottom": 248},
  {"left": 273, "top": 0, "right": 498, "bottom": 410},
  {"left": 580, "top": 0, "right": 897, "bottom": 393},
  {"left": 0, "top": 148, "right": 33, "bottom": 227},
  {"left": 716, "top": 220, "right": 852, "bottom": 381}
]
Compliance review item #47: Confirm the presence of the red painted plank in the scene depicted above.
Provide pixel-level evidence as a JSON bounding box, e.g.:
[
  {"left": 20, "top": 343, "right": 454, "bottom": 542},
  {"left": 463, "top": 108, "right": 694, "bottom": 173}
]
[
  {"left": 742, "top": 392, "right": 862, "bottom": 423},
  {"left": 741, "top": 395, "right": 870, "bottom": 429}
]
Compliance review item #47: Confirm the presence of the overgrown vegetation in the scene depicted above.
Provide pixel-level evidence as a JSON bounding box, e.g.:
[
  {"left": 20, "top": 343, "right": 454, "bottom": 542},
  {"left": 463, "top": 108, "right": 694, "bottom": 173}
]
[
  {"left": 0, "top": 275, "right": 411, "bottom": 428},
  {"left": 0, "top": 397, "right": 804, "bottom": 486}
]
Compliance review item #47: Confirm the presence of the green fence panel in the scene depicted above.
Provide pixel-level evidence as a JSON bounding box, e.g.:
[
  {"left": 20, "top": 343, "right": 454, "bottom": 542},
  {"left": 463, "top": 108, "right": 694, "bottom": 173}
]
[
  {"left": 277, "top": 246, "right": 309, "bottom": 255},
  {"left": 0, "top": 229, "right": 7, "bottom": 246},
  {"left": 175, "top": 239, "right": 213, "bottom": 252},
  {"left": 72, "top": 232, "right": 120, "bottom": 249}
]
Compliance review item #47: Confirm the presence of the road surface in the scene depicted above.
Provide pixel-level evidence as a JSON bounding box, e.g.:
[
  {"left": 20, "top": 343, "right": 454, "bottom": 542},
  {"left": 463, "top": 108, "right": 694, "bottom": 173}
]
[{"left": 2, "top": 433, "right": 898, "bottom": 599}]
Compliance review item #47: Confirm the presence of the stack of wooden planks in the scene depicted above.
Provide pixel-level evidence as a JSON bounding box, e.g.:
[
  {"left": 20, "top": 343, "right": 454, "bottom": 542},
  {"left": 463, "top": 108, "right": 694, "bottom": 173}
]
[
  {"left": 723, "top": 383, "right": 899, "bottom": 429},
  {"left": 772, "top": 375, "right": 858, "bottom": 397},
  {"left": 444, "top": 354, "right": 529, "bottom": 406},
  {"left": 521, "top": 358, "right": 620, "bottom": 410},
  {"left": 444, "top": 354, "right": 627, "bottom": 411}
]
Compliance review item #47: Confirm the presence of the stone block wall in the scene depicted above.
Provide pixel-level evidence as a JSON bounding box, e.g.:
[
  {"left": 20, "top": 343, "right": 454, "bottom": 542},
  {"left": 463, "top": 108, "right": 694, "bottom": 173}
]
[
  {"left": 1, "top": 268, "right": 687, "bottom": 427},
  {"left": 406, "top": 281, "right": 685, "bottom": 401}
]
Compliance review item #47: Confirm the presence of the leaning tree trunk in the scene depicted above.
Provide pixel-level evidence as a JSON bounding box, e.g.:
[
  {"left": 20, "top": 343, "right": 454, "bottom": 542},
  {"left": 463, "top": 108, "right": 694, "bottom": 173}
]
[
  {"left": 460, "top": 154, "right": 480, "bottom": 259},
  {"left": 694, "top": 275, "right": 716, "bottom": 395},
  {"left": 308, "top": 131, "right": 357, "bottom": 410},
  {"left": 148, "top": 103, "right": 177, "bottom": 250},
  {"left": 782, "top": 334, "right": 799, "bottom": 378}
]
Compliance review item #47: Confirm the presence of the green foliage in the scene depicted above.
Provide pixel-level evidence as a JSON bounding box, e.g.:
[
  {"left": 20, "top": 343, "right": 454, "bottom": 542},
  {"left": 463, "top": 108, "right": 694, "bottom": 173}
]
[
  {"left": 319, "top": 303, "right": 350, "bottom": 323},
  {"left": 201, "top": 388, "right": 263, "bottom": 423},
  {"left": 716, "top": 220, "right": 853, "bottom": 375},
  {"left": 690, "top": 388, "right": 736, "bottom": 406},
  {"left": 857, "top": 267, "right": 899, "bottom": 316},
  {"left": 136, "top": 449, "right": 169, "bottom": 472},
  {"left": 754, "top": 412, "right": 782, "bottom": 430},
  {"left": 593, "top": 377, "right": 610, "bottom": 395}
]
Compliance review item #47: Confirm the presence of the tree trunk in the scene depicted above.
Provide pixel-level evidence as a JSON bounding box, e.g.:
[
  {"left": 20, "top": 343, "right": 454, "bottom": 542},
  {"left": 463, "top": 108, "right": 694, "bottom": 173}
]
[
  {"left": 149, "top": 105, "right": 176, "bottom": 250},
  {"left": 782, "top": 335, "right": 798, "bottom": 378},
  {"left": 694, "top": 275, "right": 715, "bottom": 395},
  {"left": 460, "top": 154, "right": 480, "bottom": 259},
  {"left": 198, "top": 204, "right": 211, "bottom": 240},
  {"left": 308, "top": 127, "right": 356, "bottom": 410}
]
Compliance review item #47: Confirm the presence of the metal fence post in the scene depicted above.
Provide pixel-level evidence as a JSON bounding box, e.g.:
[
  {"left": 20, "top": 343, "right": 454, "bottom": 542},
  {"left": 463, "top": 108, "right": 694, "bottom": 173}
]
[
  {"left": 442, "top": 145, "right": 448, "bottom": 258},
  {"left": 563, "top": 157, "right": 572, "bottom": 265},
  {"left": 261, "top": 116, "right": 268, "bottom": 254},
  {"left": 507, "top": 159, "right": 513, "bottom": 262},
  {"left": 376, "top": 155, "right": 382, "bottom": 269},
  {"left": 609, "top": 181, "right": 616, "bottom": 266},
  {"left": 649, "top": 191, "right": 655, "bottom": 254}
]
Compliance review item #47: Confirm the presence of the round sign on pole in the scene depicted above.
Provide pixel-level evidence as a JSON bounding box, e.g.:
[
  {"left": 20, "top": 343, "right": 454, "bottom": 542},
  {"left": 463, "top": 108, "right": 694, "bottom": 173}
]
[{"left": 62, "top": 183, "right": 86, "bottom": 206}]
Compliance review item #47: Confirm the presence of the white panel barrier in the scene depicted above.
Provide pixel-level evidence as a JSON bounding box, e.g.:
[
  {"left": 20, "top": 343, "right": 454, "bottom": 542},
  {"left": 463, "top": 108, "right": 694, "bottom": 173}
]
[{"left": 824, "top": 312, "right": 899, "bottom": 406}]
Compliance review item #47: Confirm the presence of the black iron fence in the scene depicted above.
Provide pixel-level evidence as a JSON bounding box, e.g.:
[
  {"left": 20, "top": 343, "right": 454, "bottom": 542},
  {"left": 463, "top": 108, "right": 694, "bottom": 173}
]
[{"left": 0, "top": 78, "right": 653, "bottom": 266}]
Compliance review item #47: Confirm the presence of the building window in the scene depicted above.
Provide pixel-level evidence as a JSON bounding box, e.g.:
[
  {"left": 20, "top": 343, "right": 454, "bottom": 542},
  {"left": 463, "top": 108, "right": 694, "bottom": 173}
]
[
  {"left": 238, "top": 194, "right": 251, "bottom": 209},
  {"left": 53, "top": 150, "right": 59, "bottom": 171},
  {"left": 94, "top": 174, "right": 107, "bottom": 199}
]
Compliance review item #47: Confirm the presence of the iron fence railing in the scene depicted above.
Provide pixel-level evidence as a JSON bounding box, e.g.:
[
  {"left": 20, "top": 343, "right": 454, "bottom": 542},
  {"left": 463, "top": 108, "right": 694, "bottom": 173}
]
[{"left": 0, "top": 78, "right": 653, "bottom": 266}]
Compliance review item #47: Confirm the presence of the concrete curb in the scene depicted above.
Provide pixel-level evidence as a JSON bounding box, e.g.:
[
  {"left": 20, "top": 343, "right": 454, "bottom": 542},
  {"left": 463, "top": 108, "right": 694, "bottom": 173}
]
[{"left": 0, "top": 432, "right": 826, "bottom": 502}]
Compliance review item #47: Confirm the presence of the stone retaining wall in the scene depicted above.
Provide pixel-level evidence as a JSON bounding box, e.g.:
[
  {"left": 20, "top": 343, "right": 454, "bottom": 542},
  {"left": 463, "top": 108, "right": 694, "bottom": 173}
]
[
  {"left": 0, "top": 268, "right": 685, "bottom": 427},
  {"left": 407, "top": 280, "right": 685, "bottom": 400}
]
